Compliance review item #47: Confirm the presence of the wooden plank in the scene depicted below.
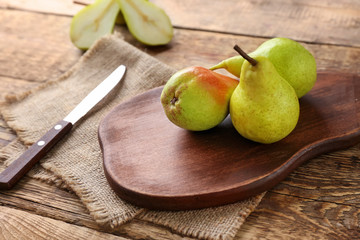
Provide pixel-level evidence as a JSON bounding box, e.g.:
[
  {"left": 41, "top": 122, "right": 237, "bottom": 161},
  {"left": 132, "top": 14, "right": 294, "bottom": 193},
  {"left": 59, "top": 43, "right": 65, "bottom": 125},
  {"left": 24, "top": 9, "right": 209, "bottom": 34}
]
[
  {"left": 152, "top": 0, "right": 360, "bottom": 47},
  {"left": 0, "top": 8, "right": 359, "bottom": 203},
  {"left": 0, "top": 0, "right": 83, "bottom": 16},
  {"left": 237, "top": 146, "right": 360, "bottom": 238},
  {"left": 0, "top": 9, "right": 81, "bottom": 83},
  {"left": 0, "top": 6, "right": 359, "bottom": 240},
  {"left": 2, "top": 14, "right": 360, "bottom": 98},
  {"left": 0, "top": 177, "right": 99, "bottom": 229},
  {"left": 237, "top": 192, "right": 360, "bottom": 239},
  {"left": 137, "top": 29, "right": 360, "bottom": 76},
  {"left": 0, "top": 147, "right": 354, "bottom": 214},
  {"left": 2, "top": 0, "right": 360, "bottom": 47},
  {"left": 0, "top": 177, "right": 194, "bottom": 239},
  {"left": 1, "top": 174, "right": 359, "bottom": 239},
  {"left": 1, "top": 7, "right": 359, "bottom": 85},
  {"left": 273, "top": 146, "right": 360, "bottom": 206},
  {"left": 0, "top": 9, "right": 81, "bottom": 149},
  {"left": 0, "top": 206, "right": 128, "bottom": 240}
]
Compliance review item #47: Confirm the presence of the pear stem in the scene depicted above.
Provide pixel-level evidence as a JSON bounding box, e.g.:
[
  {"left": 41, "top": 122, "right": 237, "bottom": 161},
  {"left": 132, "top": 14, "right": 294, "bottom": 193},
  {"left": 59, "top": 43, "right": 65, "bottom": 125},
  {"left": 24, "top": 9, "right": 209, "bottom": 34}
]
[{"left": 233, "top": 45, "right": 257, "bottom": 66}]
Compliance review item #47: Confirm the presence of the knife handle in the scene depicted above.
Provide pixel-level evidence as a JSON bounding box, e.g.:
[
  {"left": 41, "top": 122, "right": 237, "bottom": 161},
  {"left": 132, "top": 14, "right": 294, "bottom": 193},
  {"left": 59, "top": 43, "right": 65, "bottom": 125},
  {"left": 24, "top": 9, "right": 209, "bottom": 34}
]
[{"left": 0, "top": 120, "right": 73, "bottom": 190}]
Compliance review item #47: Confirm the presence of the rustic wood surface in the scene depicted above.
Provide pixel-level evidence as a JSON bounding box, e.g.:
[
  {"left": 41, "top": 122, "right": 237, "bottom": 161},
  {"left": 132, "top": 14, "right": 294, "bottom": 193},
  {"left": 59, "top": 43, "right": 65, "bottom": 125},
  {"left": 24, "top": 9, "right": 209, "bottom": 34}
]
[{"left": 0, "top": 0, "right": 360, "bottom": 239}]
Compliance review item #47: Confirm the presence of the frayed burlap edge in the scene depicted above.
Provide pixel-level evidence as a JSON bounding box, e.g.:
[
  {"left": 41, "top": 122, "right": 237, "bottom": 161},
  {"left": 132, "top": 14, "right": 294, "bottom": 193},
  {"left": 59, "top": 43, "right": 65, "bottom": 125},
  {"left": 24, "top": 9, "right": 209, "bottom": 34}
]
[
  {"left": 40, "top": 156, "right": 142, "bottom": 228},
  {"left": 0, "top": 35, "right": 146, "bottom": 229},
  {"left": 139, "top": 192, "right": 265, "bottom": 240},
  {"left": 0, "top": 139, "right": 69, "bottom": 190},
  {"left": 0, "top": 34, "right": 267, "bottom": 239}
]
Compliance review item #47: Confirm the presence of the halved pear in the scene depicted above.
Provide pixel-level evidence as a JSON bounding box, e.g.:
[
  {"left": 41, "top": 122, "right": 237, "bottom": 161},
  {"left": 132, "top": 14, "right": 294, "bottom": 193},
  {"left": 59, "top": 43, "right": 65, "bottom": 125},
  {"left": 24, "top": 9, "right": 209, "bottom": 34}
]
[
  {"left": 115, "top": 0, "right": 148, "bottom": 25},
  {"left": 70, "top": 0, "right": 121, "bottom": 50},
  {"left": 115, "top": 11, "right": 126, "bottom": 25},
  {"left": 118, "top": 0, "right": 173, "bottom": 45}
]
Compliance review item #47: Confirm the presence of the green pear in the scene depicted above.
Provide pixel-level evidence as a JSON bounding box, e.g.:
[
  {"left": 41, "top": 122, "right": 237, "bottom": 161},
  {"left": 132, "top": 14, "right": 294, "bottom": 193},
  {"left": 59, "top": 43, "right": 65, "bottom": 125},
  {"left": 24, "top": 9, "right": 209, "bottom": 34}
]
[
  {"left": 161, "top": 67, "right": 239, "bottom": 131},
  {"left": 211, "top": 38, "right": 317, "bottom": 98},
  {"left": 230, "top": 50, "right": 299, "bottom": 144},
  {"left": 70, "top": 0, "right": 121, "bottom": 50},
  {"left": 118, "top": 0, "right": 173, "bottom": 46}
]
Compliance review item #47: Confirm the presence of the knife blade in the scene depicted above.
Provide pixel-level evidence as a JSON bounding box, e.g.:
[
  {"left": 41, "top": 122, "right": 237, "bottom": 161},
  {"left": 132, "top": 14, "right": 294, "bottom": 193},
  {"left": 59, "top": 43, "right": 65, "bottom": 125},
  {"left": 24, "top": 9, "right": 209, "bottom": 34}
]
[{"left": 0, "top": 65, "right": 126, "bottom": 190}]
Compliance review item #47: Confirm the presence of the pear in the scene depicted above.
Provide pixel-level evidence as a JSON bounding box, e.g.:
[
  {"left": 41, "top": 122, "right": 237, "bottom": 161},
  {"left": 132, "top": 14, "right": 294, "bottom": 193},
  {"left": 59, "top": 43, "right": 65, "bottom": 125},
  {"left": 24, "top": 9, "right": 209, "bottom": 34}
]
[
  {"left": 70, "top": 0, "right": 121, "bottom": 50},
  {"left": 161, "top": 67, "right": 239, "bottom": 131},
  {"left": 118, "top": 0, "right": 173, "bottom": 46},
  {"left": 115, "top": 0, "right": 148, "bottom": 25},
  {"left": 211, "top": 38, "right": 317, "bottom": 98},
  {"left": 230, "top": 46, "right": 300, "bottom": 144}
]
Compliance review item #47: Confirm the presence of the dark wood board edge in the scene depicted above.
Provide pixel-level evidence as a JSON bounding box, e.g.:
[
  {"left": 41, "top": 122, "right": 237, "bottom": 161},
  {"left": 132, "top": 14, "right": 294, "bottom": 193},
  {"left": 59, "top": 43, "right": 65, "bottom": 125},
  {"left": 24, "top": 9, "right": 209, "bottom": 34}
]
[{"left": 98, "top": 85, "right": 360, "bottom": 211}]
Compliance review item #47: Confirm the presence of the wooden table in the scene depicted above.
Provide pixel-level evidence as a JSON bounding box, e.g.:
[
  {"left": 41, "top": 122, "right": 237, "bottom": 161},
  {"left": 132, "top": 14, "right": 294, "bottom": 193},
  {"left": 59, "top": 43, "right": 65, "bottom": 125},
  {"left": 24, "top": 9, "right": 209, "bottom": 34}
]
[{"left": 1, "top": 0, "right": 359, "bottom": 239}]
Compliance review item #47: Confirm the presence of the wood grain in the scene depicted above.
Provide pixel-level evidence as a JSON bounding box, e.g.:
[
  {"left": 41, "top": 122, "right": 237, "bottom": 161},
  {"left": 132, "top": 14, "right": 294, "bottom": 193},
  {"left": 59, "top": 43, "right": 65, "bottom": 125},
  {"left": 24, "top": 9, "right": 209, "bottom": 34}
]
[
  {"left": 152, "top": 0, "right": 360, "bottom": 47},
  {"left": 0, "top": 0, "right": 83, "bottom": 16},
  {"left": 1, "top": 174, "right": 358, "bottom": 240},
  {"left": 237, "top": 192, "right": 360, "bottom": 239},
  {"left": 0, "top": 177, "right": 196, "bottom": 239},
  {"left": 0, "top": 9, "right": 80, "bottom": 83},
  {"left": 137, "top": 29, "right": 360, "bottom": 76},
  {"left": 0, "top": 1, "right": 360, "bottom": 239},
  {"left": 0, "top": 206, "right": 128, "bottom": 240},
  {"left": 273, "top": 147, "right": 360, "bottom": 206},
  {"left": 0, "top": 177, "right": 99, "bottom": 229},
  {"left": 3, "top": 0, "right": 359, "bottom": 47},
  {"left": 99, "top": 72, "right": 360, "bottom": 210}
]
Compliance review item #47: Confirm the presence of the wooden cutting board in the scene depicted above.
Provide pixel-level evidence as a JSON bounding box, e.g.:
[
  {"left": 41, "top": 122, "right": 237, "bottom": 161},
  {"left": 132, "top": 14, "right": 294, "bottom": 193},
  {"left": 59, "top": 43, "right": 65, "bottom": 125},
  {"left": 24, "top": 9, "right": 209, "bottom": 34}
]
[{"left": 98, "top": 72, "right": 360, "bottom": 211}]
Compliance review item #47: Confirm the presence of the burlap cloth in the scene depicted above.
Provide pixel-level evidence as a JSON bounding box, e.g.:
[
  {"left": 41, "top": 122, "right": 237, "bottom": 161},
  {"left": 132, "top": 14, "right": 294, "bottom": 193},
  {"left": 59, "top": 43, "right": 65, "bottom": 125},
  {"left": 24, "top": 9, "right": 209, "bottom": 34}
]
[{"left": 0, "top": 35, "right": 265, "bottom": 240}]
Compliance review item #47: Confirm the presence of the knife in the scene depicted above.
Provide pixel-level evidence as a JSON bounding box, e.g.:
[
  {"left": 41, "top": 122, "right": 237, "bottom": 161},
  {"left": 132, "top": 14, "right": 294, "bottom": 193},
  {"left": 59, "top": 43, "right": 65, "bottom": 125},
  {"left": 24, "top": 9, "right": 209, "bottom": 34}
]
[{"left": 0, "top": 65, "right": 126, "bottom": 190}]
